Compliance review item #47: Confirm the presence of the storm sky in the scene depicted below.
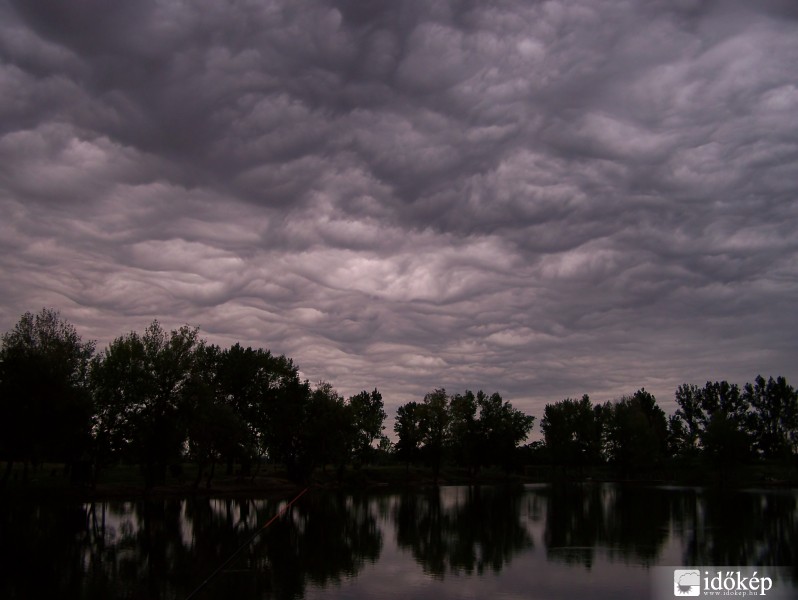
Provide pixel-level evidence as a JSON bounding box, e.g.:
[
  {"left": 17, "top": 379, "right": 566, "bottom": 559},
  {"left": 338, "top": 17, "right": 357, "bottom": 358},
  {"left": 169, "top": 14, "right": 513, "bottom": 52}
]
[{"left": 2, "top": 0, "right": 797, "bottom": 423}]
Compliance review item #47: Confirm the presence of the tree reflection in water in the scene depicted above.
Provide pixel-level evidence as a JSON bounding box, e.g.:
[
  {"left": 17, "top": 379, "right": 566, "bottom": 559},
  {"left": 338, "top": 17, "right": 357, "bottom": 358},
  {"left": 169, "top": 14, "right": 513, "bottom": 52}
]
[
  {"left": 393, "top": 485, "right": 534, "bottom": 577},
  {"left": 0, "top": 484, "right": 795, "bottom": 598},
  {"left": 672, "top": 487, "right": 797, "bottom": 574},
  {"left": 543, "top": 483, "right": 670, "bottom": 568}
]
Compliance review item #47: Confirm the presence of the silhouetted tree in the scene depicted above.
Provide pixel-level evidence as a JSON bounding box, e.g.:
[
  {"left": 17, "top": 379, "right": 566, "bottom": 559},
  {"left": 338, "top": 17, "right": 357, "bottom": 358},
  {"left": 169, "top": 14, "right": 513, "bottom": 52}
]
[
  {"left": 701, "top": 410, "right": 752, "bottom": 470},
  {"left": 673, "top": 383, "right": 703, "bottom": 456},
  {"left": 12, "top": 305, "right": 798, "bottom": 487},
  {"left": 603, "top": 389, "right": 668, "bottom": 473},
  {"left": 475, "top": 391, "right": 535, "bottom": 473},
  {"left": 262, "top": 374, "right": 313, "bottom": 480},
  {"left": 743, "top": 375, "right": 798, "bottom": 459},
  {"left": 0, "top": 308, "right": 95, "bottom": 486},
  {"left": 667, "top": 414, "right": 689, "bottom": 458},
  {"left": 394, "top": 401, "right": 424, "bottom": 471},
  {"left": 448, "top": 390, "right": 481, "bottom": 475},
  {"left": 215, "top": 343, "right": 299, "bottom": 472},
  {"left": 90, "top": 328, "right": 145, "bottom": 482},
  {"left": 697, "top": 381, "right": 753, "bottom": 467},
  {"left": 699, "top": 381, "right": 749, "bottom": 428},
  {"left": 420, "top": 388, "right": 450, "bottom": 483},
  {"left": 398, "top": 389, "right": 533, "bottom": 478},
  {"left": 303, "top": 381, "right": 354, "bottom": 477},
  {"left": 540, "top": 395, "right": 603, "bottom": 469},
  {"left": 183, "top": 367, "right": 251, "bottom": 489},
  {"left": 348, "top": 389, "right": 387, "bottom": 467},
  {"left": 91, "top": 321, "right": 200, "bottom": 488}
]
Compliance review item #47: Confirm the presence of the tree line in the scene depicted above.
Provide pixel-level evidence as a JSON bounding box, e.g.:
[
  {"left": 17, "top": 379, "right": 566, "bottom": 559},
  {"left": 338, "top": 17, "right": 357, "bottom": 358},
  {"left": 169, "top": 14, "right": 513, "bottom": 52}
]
[
  {"left": 533, "top": 381, "right": 798, "bottom": 475},
  {"left": 393, "top": 389, "right": 534, "bottom": 482},
  {"left": 0, "top": 309, "right": 387, "bottom": 488},
  {"left": 1, "top": 309, "right": 796, "bottom": 489}
]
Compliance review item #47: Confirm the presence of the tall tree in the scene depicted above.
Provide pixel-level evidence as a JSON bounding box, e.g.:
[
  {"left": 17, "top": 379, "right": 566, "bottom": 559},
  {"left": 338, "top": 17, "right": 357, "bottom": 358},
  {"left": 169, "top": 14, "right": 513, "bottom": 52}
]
[
  {"left": 603, "top": 389, "right": 668, "bottom": 473},
  {"left": 394, "top": 401, "right": 424, "bottom": 470},
  {"left": 697, "top": 381, "right": 752, "bottom": 465},
  {"left": 215, "top": 343, "right": 298, "bottom": 472},
  {"left": 303, "top": 381, "right": 354, "bottom": 477},
  {"left": 673, "top": 383, "right": 703, "bottom": 455},
  {"left": 0, "top": 309, "right": 95, "bottom": 485},
  {"left": 182, "top": 349, "right": 252, "bottom": 489},
  {"left": 448, "top": 391, "right": 480, "bottom": 475},
  {"left": 262, "top": 373, "right": 312, "bottom": 480},
  {"left": 699, "top": 381, "right": 748, "bottom": 429},
  {"left": 743, "top": 375, "right": 798, "bottom": 459},
  {"left": 348, "top": 389, "right": 387, "bottom": 467},
  {"left": 91, "top": 321, "right": 201, "bottom": 488},
  {"left": 666, "top": 414, "right": 689, "bottom": 458},
  {"left": 540, "top": 395, "right": 603, "bottom": 468},
  {"left": 419, "top": 389, "right": 450, "bottom": 483},
  {"left": 475, "top": 391, "right": 535, "bottom": 473}
]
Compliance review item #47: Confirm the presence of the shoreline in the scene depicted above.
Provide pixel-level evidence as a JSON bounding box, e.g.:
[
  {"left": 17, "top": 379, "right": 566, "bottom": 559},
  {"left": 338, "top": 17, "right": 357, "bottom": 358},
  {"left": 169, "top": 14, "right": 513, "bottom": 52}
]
[{"left": 2, "top": 462, "right": 797, "bottom": 501}]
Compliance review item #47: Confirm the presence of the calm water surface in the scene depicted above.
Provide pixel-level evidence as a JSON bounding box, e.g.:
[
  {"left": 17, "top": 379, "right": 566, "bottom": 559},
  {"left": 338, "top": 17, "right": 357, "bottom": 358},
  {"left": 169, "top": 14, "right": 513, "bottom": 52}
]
[{"left": 1, "top": 483, "right": 796, "bottom": 599}]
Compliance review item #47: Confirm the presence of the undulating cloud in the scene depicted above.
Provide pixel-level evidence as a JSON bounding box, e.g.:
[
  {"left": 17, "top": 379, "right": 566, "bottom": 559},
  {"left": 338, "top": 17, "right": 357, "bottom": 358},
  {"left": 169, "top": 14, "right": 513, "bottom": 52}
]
[{"left": 1, "top": 0, "right": 797, "bottom": 424}]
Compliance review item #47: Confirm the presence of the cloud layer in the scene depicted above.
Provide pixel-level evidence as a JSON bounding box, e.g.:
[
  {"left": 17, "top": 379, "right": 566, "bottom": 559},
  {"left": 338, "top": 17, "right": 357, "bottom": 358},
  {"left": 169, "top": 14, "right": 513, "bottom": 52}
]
[{"left": 2, "top": 0, "right": 797, "bottom": 421}]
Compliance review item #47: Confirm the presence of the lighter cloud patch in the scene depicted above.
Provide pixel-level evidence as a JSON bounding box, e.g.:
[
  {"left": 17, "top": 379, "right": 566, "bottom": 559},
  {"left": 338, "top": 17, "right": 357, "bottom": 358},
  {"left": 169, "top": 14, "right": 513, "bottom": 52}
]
[
  {"left": 0, "top": 125, "right": 156, "bottom": 204},
  {"left": 485, "top": 328, "right": 556, "bottom": 348},
  {"left": 299, "top": 201, "right": 399, "bottom": 250},
  {"left": 575, "top": 112, "right": 676, "bottom": 161},
  {"left": 128, "top": 239, "right": 244, "bottom": 274},
  {"left": 283, "top": 231, "right": 513, "bottom": 303},
  {"left": 759, "top": 85, "right": 798, "bottom": 112},
  {"left": 667, "top": 141, "right": 740, "bottom": 191},
  {"left": 709, "top": 225, "right": 786, "bottom": 254},
  {"left": 173, "top": 216, "right": 264, "bottom": 247},
  {"left": 290, "top": 307, "right": 326, "bottom": 324},
  {"left": 539, "top": 245, "right": 624, "bottom": 281},
  {"left": 517, "top": 37, "right": 545, "bottom": 60},
  {"left": 376, "top": 243, "right": 513, "bottom": 303},
  {"left": 364, "top": 342, "right": 435, "bottom": 357},
  {"left": 464, "top": 124, "right": 517, "bottom": 144},
  {"left": 160, "top": 272, "right": 235, "bottom": 306},
  {"left": 401, "top": 354, "right": 448, "bottom": 369}
]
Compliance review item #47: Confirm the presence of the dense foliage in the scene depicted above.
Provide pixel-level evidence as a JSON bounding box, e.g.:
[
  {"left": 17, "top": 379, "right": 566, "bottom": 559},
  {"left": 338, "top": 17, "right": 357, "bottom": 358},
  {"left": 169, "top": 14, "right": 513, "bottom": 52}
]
[
  {"left": 1, "top": 308, "right": 796, "bottom": 487},
  {"left": 533, "top": 381, "right": 797, "bottom": 473},
  {"left": 1, "top": 309, "right": 389, "bottom": 487}
]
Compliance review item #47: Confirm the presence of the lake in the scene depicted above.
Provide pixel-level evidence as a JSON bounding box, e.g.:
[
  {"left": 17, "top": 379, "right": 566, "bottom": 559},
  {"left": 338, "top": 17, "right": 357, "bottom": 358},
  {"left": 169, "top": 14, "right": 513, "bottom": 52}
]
[{"left": 1, "top": 483, "right": 796, "bottom": 599}]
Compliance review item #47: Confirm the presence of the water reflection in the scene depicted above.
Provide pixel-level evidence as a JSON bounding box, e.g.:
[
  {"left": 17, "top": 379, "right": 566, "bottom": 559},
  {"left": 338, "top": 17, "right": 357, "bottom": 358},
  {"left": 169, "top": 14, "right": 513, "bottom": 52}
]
[
  {"left": 543, "top": 483, "right": 670, "bottom": 568},
  {"left": 393, "top": 486, "right": 533, "bottom": 576},
  {"left": 672, "top": 487, "right": 798, "bottom": 570},
  {"left": 0, "top": 484, "right": 795, "bottom": 599}
]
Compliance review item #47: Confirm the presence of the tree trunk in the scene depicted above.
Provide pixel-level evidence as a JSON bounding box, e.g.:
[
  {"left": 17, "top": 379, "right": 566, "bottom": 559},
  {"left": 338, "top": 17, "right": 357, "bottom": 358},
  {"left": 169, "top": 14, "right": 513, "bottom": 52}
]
[
  {"left": 1, "top": 460, "right": 12, "bottom": 488},
  {"left": 193, "top": 463, "right": 205, "bottom": 490},
  {"left": 205, "top": 461, "right": 216, "bottom": 489}
]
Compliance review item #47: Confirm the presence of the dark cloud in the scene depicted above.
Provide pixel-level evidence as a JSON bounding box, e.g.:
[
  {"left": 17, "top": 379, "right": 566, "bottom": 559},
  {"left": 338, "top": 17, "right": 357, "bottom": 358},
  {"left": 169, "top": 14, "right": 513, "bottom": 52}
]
[{"left": 1, "top": 0, "right": 797, "bottom": 425}]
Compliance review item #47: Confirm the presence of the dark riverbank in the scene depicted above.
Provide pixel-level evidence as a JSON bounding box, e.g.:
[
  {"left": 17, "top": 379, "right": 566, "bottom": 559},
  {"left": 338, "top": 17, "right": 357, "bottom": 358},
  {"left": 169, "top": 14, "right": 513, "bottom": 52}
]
[{"left": 2, "top": 460, "right": 797, "bottom": 501}]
